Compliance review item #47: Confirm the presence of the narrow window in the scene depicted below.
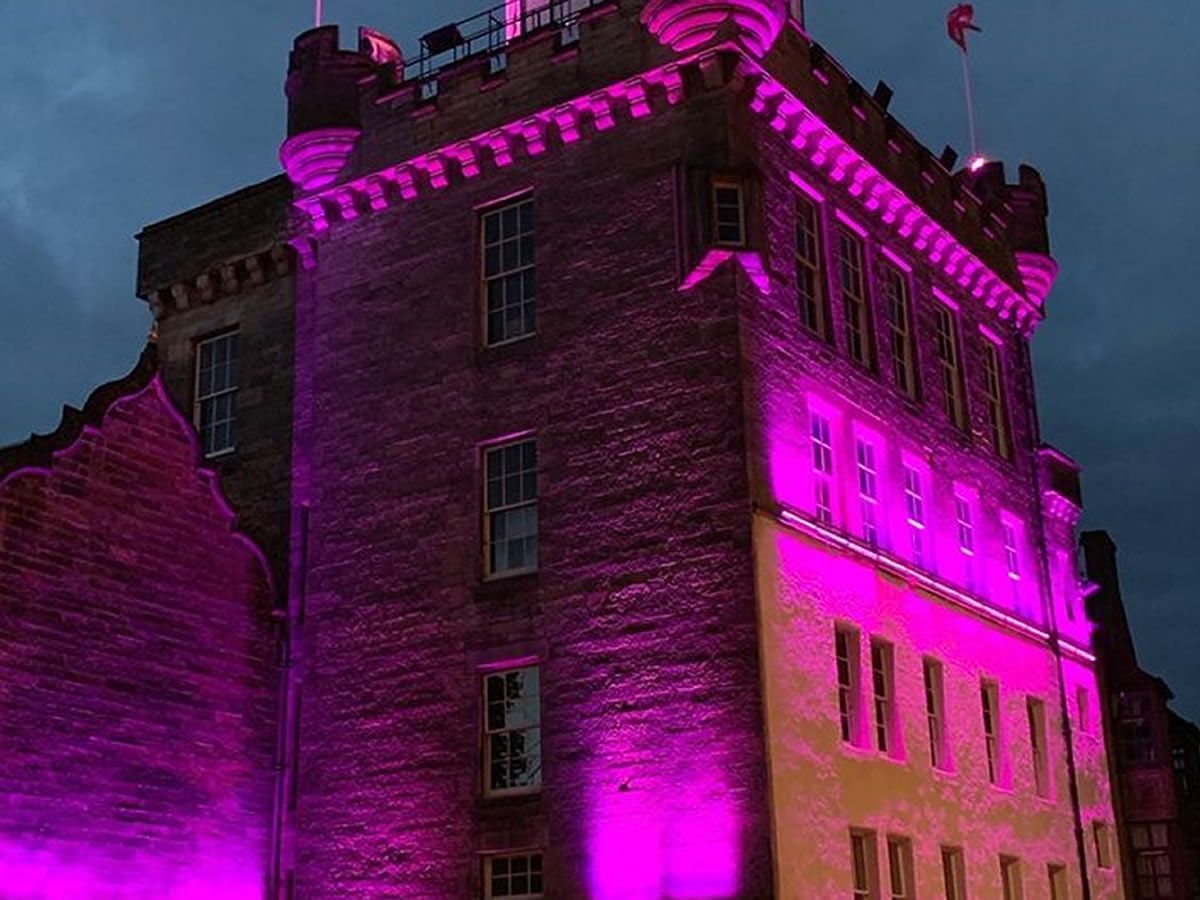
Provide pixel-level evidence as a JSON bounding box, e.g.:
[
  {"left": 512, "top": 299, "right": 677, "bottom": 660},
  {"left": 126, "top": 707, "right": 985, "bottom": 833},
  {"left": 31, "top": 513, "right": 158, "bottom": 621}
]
[
  {"left": 935, "top": 304, "right": 967, "bottom": 429},
  {"left": 1048, "top": 864, "right": 1069, "bottom": 900},
  {"left": 1028, "top": 698, "right": 1050, "bottom": 798},
  {"left": 1000, "top": 856, "right": 1024, "bottom": 900},
  {"left": 871, "top": 640, "right": 896, "bottom": 754},
  {"left": 924, "top": 658, "right": 948, "bottom": 769},
  {"left": 881, "top": 263, "right": 918, "bottom": 399},
  {"left": 1076, "top": 686, "right": 1091, "bottom": 735},
  {"left": 941, "top": 846, "right": 968, "bottom": 900},
  {"left": 1117, "top": 692, "right": 1157, "bottom": 764},
  {"left": 837, "top": 227, "right": 873, "bottom": 368},
  {"left": 1092, "top": 821, "right": 1113, "bottom": 870},
  {"left": 902, "top": 464, "right": 928, "bottom": 568},
  {"left": 712, "top": 178, "right": 746, "bottom": 247},
  {"left": 856, "top": 438, "right": 881, "bottom": 548},
  {"left": 981, "top": 338, "right": 1012, "bottom": 459},
  {"left": 981, "top": 680, "right": 1002, "bottom": 785},
  {"left": 851, "top": 830, "right": 880, "bottom": 900},
  {"left": 1003, "top": 519, "right": 1024, "bottom": 613},
  {"left": 484, "top": 438, "right": 538, "bottom": 576},
  {"left": 485, "top": 851, "right": 544, "bottom": 899},
  {"left": 483, "top": 666, "right": 542, "bottom": 796},
  {"left": 1131, "top": 823, "right": 1173, "bottom": 898},
  {"left": 836, "top": 627, "right": 862, "bottom": 746},
  {"left": 795, "top": 196, "right": 826, "bottom": 337},
  {"left": 886, "top": 836, "right": 914, "bottom": 900},
  {"left": 482, "top": 197, "right": 536, "bottom": 345},
  {"left": 812, "top": 412, "right": 835, "bottom": 525},
  {"left": 955, "top": 494, "right": 977, "bottom": 592},
  {"left": 195, "top": 330, "right": 239, "bottom": 457}
]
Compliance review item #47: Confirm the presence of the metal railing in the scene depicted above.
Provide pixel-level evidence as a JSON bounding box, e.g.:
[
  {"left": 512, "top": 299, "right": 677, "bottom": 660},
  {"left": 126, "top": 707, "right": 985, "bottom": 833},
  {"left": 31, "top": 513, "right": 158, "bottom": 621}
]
[{"left": 410, "top": 0, "right": 607, "bottom": 82}]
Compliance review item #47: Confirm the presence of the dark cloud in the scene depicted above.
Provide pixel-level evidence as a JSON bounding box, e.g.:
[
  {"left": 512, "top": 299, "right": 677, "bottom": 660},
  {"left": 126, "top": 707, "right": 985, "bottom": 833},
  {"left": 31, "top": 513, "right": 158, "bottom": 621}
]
[{"left": 1, "top": 2, "right": 1196, "bottom": 714}]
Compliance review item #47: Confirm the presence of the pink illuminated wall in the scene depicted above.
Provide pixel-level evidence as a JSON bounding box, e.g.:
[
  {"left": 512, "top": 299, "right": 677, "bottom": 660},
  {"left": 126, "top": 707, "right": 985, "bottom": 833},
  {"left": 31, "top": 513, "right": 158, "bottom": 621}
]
[{"left": 0, "top": 378, "right": 277, "bottom": 899}]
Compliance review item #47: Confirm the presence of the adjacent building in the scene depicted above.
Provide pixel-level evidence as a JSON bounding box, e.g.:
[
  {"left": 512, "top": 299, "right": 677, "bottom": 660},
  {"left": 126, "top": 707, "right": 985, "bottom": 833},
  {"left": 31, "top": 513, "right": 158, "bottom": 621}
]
[{"left": 0, "top": 0, "right": 1140, "bottom": 897}]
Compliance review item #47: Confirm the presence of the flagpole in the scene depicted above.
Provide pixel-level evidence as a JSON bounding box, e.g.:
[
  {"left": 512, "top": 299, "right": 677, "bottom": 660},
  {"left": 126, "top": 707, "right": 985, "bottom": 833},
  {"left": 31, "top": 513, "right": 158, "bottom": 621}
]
[
  {"left": 315, "top": 0, "right": 323, "bottom": 27},
  {"left": 960, "top": 48, "right": 979, "bottom": 159}
]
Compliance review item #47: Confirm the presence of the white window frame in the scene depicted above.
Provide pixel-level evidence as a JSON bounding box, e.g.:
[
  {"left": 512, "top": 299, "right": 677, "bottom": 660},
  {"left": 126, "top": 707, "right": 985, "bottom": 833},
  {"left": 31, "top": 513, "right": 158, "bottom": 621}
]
[
  {"left": 712, "top": 177, "right": 747, "bottom": 247},
  {"left": 481, "top": 196, "right": 536, "bottom": 346},
  {"left": 1000, "top": 856, "right": 1025, "bottom": 900},
  {"left": 924, "top": 657, "right": 949, "bottom": 770},
  {"left": 795, "top": 194, "right": 826, "bottom": 337},
  {"left": 881, "top": 262, "right": 918, "bottom": 399},
  {"left": 886, "top": 836, "right": 914, "bottom": 900},
  {"left": 942, "top": 846, "right": 968, "bottom": 900},
  {"left": 837, "top": 225, "right": 873, "bottom": 368},
  {"left": 851, "top": 829, "right": 880, "bottom": 900},
  {"left": 194, "top": 329, "right": 239, "bottom": 458},
  {"left": 935, "top": 302, "right": 967, "bottom": 429},
  {"left": 482, "top": 665, "right": 542, "bottom": 797},
  {"left": 871, "top": 639, "right": 896, "bottom": 755},
  {"left": 1028, "top": 697, "right": 1051, "bottom": 798},
  {"left": 483, "top": 436, "right": 539, "bottom": 577},
  {"left": 836, "top": 626, "right": 862, "bottom": 746},
  {"left": 981, "top": 335, "right": 1012, "bottom": 459},
  {"left": 811, "top": 411, "right": 836, "bottom": 525},
  {"left": 982, "top": 679, "right": 1004, "bottom": 786},
  {"left": 484, "top": 850, "right": 544, "bottom": 899}
]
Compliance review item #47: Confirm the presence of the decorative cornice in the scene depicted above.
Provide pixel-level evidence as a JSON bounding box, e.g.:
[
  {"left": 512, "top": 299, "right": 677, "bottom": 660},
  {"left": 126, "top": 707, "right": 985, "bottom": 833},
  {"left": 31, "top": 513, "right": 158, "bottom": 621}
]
[
  {"left": 144, "top": 244, "right": 294, "bottom": 318},
  {"left": 280, "top": 127, "right": 362, "bottom": 191},
  {"left": 641, "top": 0, "right": 786, "bottom": 58},
  {"left": 736, "top": 59, "right": 1045, "bottom": 336},
  {"left": 0, "top": 344, "right": 158, "bottom": 483},
  {"left": 288, "top": 60, "right": 688, "bottom": 237}
]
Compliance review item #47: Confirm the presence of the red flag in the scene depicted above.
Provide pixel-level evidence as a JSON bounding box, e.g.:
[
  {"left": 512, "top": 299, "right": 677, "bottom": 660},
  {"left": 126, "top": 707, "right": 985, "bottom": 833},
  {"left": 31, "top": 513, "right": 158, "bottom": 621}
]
[
  {"left": 946, "top": 4, "right": 981, "bottom": 52},
  {"left": 359, "top": 27, "right": 404, "bottom": 70}
]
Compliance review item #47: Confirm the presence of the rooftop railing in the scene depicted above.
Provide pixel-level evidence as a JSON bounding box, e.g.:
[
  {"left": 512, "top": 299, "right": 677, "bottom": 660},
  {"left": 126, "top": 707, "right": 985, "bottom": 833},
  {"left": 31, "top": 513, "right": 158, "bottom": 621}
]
[{"left": 410, "top": 0, "right": 606, "bottom": 82}]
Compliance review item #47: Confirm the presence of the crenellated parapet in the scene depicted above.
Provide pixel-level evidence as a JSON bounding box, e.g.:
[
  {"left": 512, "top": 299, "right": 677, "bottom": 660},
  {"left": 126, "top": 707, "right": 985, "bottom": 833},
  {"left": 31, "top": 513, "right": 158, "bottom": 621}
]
[{"left": 1039, "top": 445, "right": 1084, "bottom": 526}]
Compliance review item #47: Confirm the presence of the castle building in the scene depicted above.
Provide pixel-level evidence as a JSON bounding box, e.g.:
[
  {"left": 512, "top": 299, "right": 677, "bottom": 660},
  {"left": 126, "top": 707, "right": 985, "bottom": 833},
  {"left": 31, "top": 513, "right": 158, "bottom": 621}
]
[
  {"left": 1, "top": 1, "right": 1130, "bottom": 897},
  {"left": 1083, "top": 531, "right": 1200, "bottom": 900}
]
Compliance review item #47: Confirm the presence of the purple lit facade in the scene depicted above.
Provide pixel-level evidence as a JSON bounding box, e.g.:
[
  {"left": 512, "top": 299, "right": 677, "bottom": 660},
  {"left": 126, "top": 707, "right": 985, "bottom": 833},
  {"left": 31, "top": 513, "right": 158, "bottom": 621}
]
[{"left": 1, "top": 0, "right": 1135, "bottom": 897}]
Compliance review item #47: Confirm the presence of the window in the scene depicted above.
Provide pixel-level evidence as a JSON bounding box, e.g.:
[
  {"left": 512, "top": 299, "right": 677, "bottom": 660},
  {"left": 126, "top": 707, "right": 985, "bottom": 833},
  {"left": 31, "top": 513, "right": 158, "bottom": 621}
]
[
  {"left": 856, "top": 438, "right": 882, "bottom": 548},
  {"left": 924, "top": 658, "right": 948, "bottom": 770},
  {"left": 887, "top": 836, "right": 914, "bottom": 900},
  {"left": 1076, "top": 686, "right": 1091, "bottom": 735},
  {"left": 981, "top": 338, "right": 1011, "bottom": 459},
  {"left": 484, "top": 438, "right": 538, "bottom": 576},
  {"left": 1003, "top": 520, "right": 1024, "bottom": 613},
  {"left": 1048, "top": 864, "right": 1069, "bottom": 900},
  {"left": 1174, "top": 746, "right": 1191, "bottom": 798},
  {"left": 812, "top": 412, "right": 836, "bottom": 525},
  {"left": 902, "top": 464, "right": 928, "bottom": 568},
  {"left": 482, "top": 197, "right": 536, "bottom": 345},
  {"left": 881, "top": 263, "right": 918, "bottom": 399},
  {"left": 871, "top": 640, "right": 896, "bottom": 754},
  {"left": 1131, "top": 823, "right": 1173, "bottom": 898},
  {"left": 935, "top": 304, "right": 967, "bottom": 429},
  {"left": 195, "top": 330, "right": 239, "bottom": 457},
  {"left": 1028, "top": 698, "right": 1050, "bottom": 798},
  {"left": 713, "top": 179, "right": 746, "bottom": 246},
  {"left": 1117, "top": 692, "right": 1156, "bottom": 765},
  {"left": 1000, "top": 856, "right": 1024, "bottom": 900},
  {"left": 851, "top": 830, "right": 880, "bottom": 900},
  {"left": 955, "top": 494, "right": 977, "bottom": 592},
  {"left": 942, "top": 846, "right": 968, "bottom": 900},
  {"left": 1093, "top": 821, "right": 1113, "bottom": 870},
  {"left": 836, "top": 627, "right": 862, "bottom": 745},
  {"left": 795, "top": 196, "right": 827, "bottom": 336},
  {"left": 981, "top": 680, "right": 1002, "bottom": 785},
  {"left": 483, "top": 666, "right": 542, "bottom": 795},
  {"left": 837, "top": 227, "right": 873, "bottom": 368},
  {"left": 485, "top": 851, "right": 544, "bottom": 899}
]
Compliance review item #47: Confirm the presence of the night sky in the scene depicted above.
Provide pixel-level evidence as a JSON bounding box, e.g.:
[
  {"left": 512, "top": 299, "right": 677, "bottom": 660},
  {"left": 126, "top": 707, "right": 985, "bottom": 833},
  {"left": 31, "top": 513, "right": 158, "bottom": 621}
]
[{"left": 1, "top": 2, "right": 1196, "bottom": 716}]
